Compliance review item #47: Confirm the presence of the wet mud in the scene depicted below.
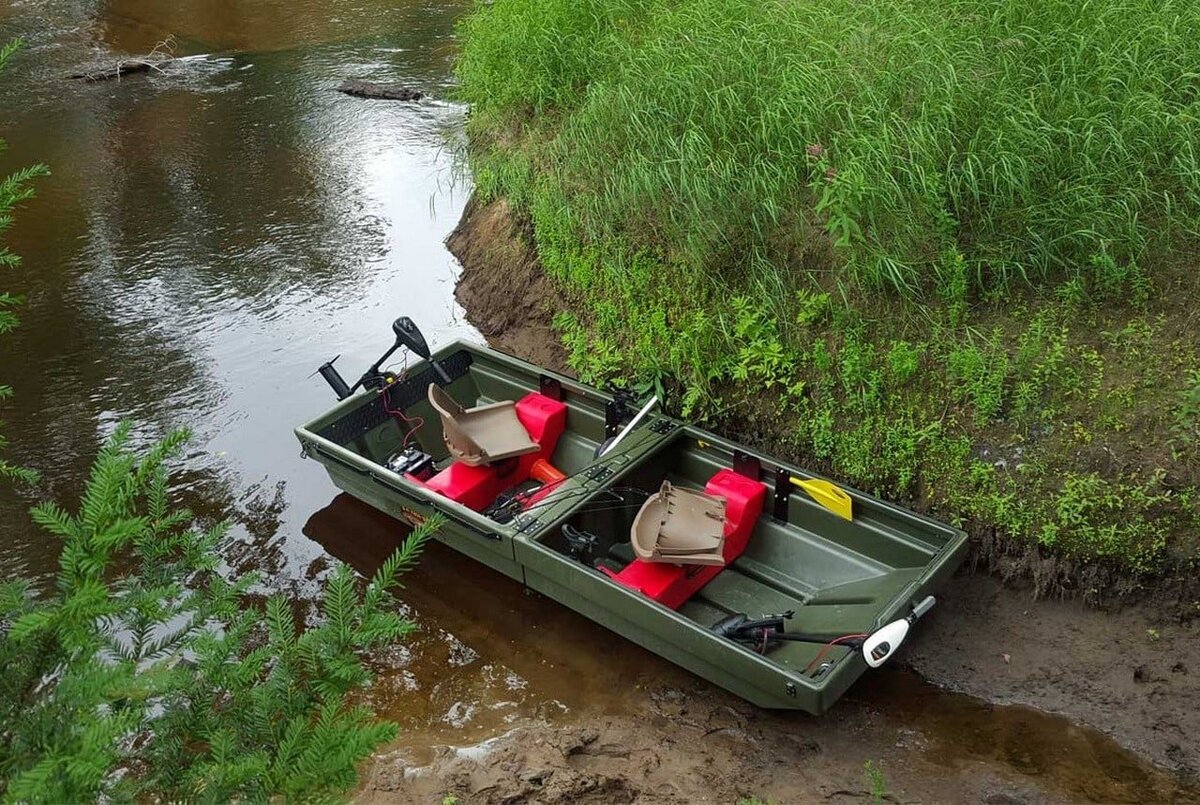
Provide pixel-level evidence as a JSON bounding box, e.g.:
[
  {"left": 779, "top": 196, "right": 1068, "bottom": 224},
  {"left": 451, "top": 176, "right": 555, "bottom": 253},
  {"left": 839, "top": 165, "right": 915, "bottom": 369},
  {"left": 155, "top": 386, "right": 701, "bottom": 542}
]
[{"left": 307, "top": 493, "right": 1198, "bottom": 803}]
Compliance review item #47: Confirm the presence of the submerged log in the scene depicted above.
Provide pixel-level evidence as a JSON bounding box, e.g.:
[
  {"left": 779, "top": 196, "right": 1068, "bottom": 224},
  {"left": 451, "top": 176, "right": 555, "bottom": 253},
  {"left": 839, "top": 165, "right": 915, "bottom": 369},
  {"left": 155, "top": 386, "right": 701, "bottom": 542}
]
[
  {"left": 69, "top": 58, "right": 171, "bottom": 82},
  {"left": 337, "top": 79, "right": 424, "bottom": 101}
]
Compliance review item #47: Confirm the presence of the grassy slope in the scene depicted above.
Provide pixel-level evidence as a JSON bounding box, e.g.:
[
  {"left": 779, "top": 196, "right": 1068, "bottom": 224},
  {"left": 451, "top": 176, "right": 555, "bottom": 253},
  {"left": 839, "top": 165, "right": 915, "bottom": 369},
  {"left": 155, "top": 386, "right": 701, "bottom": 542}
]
[{"left": 455, "top": 0, "right": 1200, "bottom": 595}]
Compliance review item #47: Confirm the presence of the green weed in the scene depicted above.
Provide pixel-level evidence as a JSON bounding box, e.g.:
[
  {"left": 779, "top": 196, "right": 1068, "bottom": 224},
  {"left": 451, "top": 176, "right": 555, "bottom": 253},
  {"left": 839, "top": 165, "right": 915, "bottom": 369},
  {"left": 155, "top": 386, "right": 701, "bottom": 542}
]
[
  {"left": 458, "top": 0, "right": 1200, "bottom": 297},
  {"left": 864, "top": 759, "right": 888, "bottom": 804},
  {"left": 1172, "top": 369, "right": 1200, "bottom": 445},
  {"left": 886, "top": 341, "right": 921, "bottom": 387},
  {"left": 947, "top": 337, "right": 1008, "bottom": 425}
]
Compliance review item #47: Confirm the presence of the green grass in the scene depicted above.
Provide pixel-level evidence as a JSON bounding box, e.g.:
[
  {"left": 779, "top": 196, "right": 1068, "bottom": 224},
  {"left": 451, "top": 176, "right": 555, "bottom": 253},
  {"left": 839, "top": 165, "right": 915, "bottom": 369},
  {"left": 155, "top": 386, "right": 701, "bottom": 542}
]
[
  {"left": 460, "top": 0, "right": 1200, "bottom": 296},
  {"left": 456, "top": 0, "right": 1200, "bottom": 586}
]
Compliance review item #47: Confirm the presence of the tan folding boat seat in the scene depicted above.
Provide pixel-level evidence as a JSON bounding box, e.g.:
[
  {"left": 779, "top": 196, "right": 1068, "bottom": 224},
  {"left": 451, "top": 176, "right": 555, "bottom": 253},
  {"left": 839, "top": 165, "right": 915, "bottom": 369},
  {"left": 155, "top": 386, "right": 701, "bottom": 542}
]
[
  {"left": 427, "top": 383, "right": 541, "bottom": 466},
  {"left": 630, "top": 480, "right": 727, "bottom": 566}
]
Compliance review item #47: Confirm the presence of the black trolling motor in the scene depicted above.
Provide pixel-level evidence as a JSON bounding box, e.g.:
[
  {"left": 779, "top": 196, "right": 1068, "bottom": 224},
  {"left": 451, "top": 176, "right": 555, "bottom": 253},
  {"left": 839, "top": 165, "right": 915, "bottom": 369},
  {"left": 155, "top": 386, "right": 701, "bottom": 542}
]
[
  {"left": 710, "top": 596, "right": 936, "bottom": 670},
  {"left": 316, "top": 316, "right": 452, "bottom": 400}
]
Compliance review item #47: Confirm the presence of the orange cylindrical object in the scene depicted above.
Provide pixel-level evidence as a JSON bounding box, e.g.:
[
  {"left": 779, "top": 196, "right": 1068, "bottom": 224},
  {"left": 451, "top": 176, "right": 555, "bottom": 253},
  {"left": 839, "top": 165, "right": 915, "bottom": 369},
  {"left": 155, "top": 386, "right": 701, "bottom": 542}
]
[{"left": 530, "top": 458, "right": 566, "bottom": 484}]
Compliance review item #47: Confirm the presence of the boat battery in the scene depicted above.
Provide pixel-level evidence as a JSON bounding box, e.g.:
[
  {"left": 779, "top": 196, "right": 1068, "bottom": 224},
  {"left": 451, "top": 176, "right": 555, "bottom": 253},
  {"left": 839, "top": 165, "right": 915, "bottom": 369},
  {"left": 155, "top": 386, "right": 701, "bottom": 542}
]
[{"left": 385, "top": 446, "right": 434, "bottom": 480}]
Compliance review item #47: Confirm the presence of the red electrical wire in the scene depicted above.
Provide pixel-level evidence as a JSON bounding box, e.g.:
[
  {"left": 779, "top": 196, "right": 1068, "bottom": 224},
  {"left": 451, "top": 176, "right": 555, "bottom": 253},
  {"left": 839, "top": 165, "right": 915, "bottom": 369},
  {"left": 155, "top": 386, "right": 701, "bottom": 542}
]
[
  {"left": 380, "top": 360, "right": 424, "bottom": 448},
  {"left": 804, "top": 633, "right": 870, "bottom": 674}
]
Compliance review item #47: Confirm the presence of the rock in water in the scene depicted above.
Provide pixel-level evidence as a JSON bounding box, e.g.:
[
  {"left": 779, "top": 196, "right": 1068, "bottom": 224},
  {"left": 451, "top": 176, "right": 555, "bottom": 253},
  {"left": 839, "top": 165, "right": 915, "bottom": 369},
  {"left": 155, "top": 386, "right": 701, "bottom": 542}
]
[{"left": 337, "top": 80, "right": 424, "bottom": 101}]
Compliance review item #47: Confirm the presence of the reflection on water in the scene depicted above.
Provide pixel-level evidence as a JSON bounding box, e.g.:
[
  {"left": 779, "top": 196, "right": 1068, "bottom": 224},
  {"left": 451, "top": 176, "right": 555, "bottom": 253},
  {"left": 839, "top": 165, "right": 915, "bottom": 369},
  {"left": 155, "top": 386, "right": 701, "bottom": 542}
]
[
  {"left": 96, "top": 0, "right": 469, "bottom": 56},
  {"left": 0, "top": 0, "right": 475, "bottom": 590},
  {"left": 304, "top": 494, "right": 689, "bottom": 759}
]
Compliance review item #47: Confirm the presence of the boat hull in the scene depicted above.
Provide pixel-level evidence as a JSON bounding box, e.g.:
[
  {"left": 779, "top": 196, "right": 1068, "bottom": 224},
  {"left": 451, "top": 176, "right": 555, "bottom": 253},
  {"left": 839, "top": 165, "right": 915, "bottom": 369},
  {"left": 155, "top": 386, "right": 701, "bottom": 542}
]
[{"left": 297, "top": 340, "right": 968, "bottom": 713}]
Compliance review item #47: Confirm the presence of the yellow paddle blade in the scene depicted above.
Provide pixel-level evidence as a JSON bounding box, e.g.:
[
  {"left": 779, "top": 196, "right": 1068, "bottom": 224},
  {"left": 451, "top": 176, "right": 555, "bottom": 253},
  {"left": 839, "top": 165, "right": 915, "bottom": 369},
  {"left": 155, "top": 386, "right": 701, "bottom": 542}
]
[{"left": 790, "top": 477, "right": 853, "bottom": 521}]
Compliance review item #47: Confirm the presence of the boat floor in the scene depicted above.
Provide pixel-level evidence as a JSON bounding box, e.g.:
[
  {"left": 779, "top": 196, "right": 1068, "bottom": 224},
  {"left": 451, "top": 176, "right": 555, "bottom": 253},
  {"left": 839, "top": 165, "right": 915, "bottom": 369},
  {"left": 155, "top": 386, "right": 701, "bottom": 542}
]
[{"left": 604, "top": 538, "right": 923, "bottom": 672}]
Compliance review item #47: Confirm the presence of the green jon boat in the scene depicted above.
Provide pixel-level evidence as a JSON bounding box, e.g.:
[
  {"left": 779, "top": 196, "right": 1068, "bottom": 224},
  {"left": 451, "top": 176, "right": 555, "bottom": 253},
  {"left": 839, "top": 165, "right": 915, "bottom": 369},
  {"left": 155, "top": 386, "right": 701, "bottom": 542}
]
[{"left": 296, "top": 319, "right": 968, "bottom": 713}]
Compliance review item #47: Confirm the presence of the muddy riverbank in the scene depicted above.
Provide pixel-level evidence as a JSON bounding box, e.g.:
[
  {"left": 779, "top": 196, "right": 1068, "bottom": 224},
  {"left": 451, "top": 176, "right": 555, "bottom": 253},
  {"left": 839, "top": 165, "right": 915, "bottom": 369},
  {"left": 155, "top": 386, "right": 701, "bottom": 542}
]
[{"left": 419, "top": 194, "right": 1200, "bottom": 803}]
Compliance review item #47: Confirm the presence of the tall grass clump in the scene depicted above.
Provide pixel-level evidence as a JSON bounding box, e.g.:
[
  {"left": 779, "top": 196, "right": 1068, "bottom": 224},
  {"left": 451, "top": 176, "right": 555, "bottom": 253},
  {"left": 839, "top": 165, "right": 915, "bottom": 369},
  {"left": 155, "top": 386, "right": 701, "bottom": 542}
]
[
  {"left": 456, "top": 0, "right": 665, "bottom": 123},
  {"left": 459, "top": 0, "right": 1200, "bottom": 297},
  {"left": 458, "top": 0, "right": 1200, "bottom": 579}
]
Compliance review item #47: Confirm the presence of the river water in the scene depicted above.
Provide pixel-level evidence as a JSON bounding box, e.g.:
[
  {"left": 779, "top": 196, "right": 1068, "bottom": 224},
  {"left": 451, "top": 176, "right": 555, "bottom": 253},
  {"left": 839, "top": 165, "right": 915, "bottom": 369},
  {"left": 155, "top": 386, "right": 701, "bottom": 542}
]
[
  {"left": 0, "top": 2, "right": 1195, "bottom": 801},
  {"left": 0, "top": 0, "right": 477, "bottom": 586}
]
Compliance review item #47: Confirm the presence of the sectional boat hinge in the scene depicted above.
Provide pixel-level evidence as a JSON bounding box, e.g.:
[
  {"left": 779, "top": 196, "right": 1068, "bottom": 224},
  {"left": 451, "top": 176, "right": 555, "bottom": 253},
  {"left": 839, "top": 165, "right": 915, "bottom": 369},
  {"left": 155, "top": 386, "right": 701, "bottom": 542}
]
[
  {"left": 538, "top": 375, "right": 564, "bottom": 401},
  {"left": 584, "top": 465, "right": 615, "bottom": 484},
  {"left": 514, "top": 516, "right": 542, "bottom": 535},
  {"left": 773, "top": 466, "right": 792, "bottom": 522}
]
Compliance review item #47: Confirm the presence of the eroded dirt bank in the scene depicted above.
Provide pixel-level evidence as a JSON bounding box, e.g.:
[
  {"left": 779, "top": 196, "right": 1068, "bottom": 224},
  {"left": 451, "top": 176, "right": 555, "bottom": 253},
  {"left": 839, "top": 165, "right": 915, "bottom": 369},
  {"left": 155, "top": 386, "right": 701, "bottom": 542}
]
[
  {"left": 448, "top": 197, "right": 570, "bottom": 374},
  {"left": 377, "top": 196, "right": 1200, "bottom": 804}
]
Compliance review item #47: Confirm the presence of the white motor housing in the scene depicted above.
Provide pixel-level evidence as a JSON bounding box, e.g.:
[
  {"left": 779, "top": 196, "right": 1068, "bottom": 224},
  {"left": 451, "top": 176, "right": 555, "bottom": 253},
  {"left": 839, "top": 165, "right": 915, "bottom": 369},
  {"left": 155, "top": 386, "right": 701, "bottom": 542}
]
[
  {"left": 860, "top": 595, "right": 936, "bottom": 668},
  {"left": 861, "top": 619, "right": 910, "bottom": 667}
]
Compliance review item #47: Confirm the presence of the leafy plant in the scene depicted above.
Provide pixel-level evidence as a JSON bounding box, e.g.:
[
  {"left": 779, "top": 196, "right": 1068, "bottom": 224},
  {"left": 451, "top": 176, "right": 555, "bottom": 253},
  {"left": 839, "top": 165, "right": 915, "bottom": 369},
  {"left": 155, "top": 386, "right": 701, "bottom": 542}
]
[
  {"left": 864, "top": 759, "right": 888, "bottom": 804},
  {"left": 1172, "top": 369, "right": 1200, "bottom": 446},
  {"left": 946, "top": 338, "right": 1008, "bottom": 425},
  {"left": 886, "top": 341, "right": 921, "bottom": 387},
  {"left": 0, "top": 424, "right": 439, "bottom": 802}
]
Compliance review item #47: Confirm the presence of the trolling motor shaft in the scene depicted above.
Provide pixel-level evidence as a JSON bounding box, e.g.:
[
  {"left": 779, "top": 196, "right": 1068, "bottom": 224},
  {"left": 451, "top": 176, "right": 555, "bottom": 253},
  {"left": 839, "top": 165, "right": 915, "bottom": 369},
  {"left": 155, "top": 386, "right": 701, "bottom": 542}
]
[{"left": 317, "top": 356, "right": 352, "bottom": 400}]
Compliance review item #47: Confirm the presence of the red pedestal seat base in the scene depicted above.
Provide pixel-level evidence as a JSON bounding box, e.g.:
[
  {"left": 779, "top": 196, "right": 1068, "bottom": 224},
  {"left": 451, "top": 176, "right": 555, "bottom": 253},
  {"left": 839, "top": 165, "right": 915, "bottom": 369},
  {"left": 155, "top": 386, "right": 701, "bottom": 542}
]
[
  {"left": 601, "top": 469, "right": 766, "bottom": 609},
  {"left": 410, "top": 392, "right": 567, "bottom": 512}
]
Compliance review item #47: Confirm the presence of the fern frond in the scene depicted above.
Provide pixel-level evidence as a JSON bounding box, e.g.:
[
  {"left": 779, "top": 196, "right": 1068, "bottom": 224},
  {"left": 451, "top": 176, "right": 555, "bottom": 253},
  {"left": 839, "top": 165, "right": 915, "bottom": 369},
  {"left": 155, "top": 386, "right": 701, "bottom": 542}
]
[
  {"left": 28, "top": 501, "right": 80, "bottom": 540},
  {"left": 321, "top": 564, "right": 357, "bottom": 642},
  {"left": 0, "top": 578, "right": 33, "bottom": 614},
  {"left": 266, "top": 595, "right": 296, "bottom": 650},
  {"left": 7, "top": 607, "right": 55, "bottom": 641},
  {"left": 0, "top": 37, "right": 25, "bottom": 71},
  {"left": 364, "top": 514, "right": 441, "bottom": 610},
  {"left": 0, "top": 458, "right": 38, "bottom": 483}
]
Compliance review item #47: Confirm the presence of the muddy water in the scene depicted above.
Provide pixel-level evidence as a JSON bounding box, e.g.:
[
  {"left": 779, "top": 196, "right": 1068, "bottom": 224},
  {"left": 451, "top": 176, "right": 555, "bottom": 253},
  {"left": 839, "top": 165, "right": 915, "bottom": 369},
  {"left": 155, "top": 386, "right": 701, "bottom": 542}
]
[
  {"left": 850, "top": 671, "right": 1197, "bottom": 803},
  {"left": 0, "top": 2, "right": 1193, "bottom": 801}
]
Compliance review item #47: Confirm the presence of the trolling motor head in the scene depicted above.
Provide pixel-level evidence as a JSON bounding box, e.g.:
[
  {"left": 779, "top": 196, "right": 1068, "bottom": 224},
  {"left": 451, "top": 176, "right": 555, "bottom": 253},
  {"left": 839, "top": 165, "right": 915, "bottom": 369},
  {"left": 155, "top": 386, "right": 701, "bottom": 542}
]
[
  {"left": 860, "top": 595, "right": 936, "bottom": 668},
  {"left": 316, "top": 317, "right": 451, "bottom": 399},
  {"left": 387, "top": 317, "right": 452, "bottom": 384},
  {"left": 392, "top": 316, "right": 430, "bottom": 362}
]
